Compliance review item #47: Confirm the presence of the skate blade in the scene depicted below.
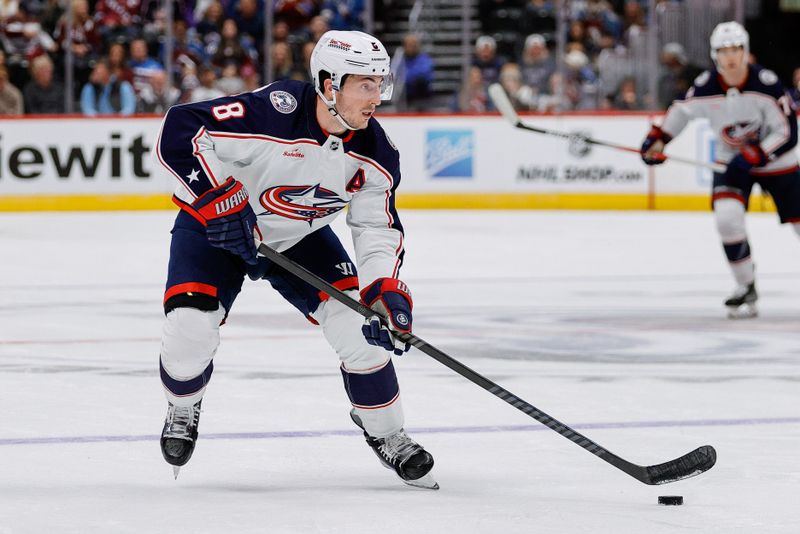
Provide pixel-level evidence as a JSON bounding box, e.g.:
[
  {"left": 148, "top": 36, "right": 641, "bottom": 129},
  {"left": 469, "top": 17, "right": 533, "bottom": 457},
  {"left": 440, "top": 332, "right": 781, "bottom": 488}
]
[
  {"left": 401, "top": 473, "right": 439, "bottom": 490},
  {"left": 727, "top": 304, "right": 757, "bottom": 319},
  {"left": 172, "top": 466, "right": 181, "bottom": 480}
]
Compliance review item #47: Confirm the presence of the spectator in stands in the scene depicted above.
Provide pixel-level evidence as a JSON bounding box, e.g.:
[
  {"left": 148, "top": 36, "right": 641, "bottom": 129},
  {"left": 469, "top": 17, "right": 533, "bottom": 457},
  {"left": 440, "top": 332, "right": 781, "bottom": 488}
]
[
  {"left": 274, "top": 0, "right": 317, "bottom": 31},
  {"left": 567, "top": 20, "right": 600, "bottom": 58},
  {"left": 289, "top": 39, "right": 316, "bottom": 83},
  {"left": 211, "top": 18, "right": 256, "bottom": 69},
  {"left": 621, "top": 0, "right": 646, "bottom": 45},
  {"left": 396, "top": 33, "right": 434, "bottom": 111},
  {"left": 536, "top": 71, "right": 566, "bottom": 112},
  {"left": 216, "top": 61, "right": 245, "bottom": 94},
  {"left": 320, "top": 0, "right": 364, "bottom": 30},
  {"left": 240, "top": 62, "right": 261, "bottom": 91},
  {"left": 137, "top": 68, "right": 180, "bottom": 113},
  {"left": 196, "top": 0, "right": 225, "bottom": 46},
  {"left": 188, "top": 65, "right": 225, "bottom": 102},
  {"left": 0, "top": 0, "right": 19, "bottom": 21},
  {"left": 519, "top": 33, "right": 555, "bottom": 97},
  {"left": 53, "top": 0, "right": 100, "bottom": 90},
  {"left": 519, "top": 0, "right": 555, "bottom": 39},
  {"left": 1, "top": 2, "right": 58, "bottom": 89},
  {"left": 80, "top": 59, "right": 136, "bottom": 116},
  {"left": 23, "top": 55, "right": 64, "bottom": 114},
  {"left": 271, "top": 41, "right": 295, "bottom": 80},
  {"left": 472, "top": 35, "right": 505, "bottom": 88},
  {"left": 609, "top": 75, "right": 643, "bottom": 110},
  {"left": 499, "top": 63, "right": 535, "bottom": 111},
  {"left": 163, "top": 18, "right": 207, "bottom": 82},
  {"left": 0, "top": 65, "right": 23, "bottom": 115},
  {"left": 234, "top": 0, "right": 265, "bottom": 44},
  {"left": 582, "top": 0, "right": 622, "bottom": 42},
  {"left": 107, "top": 42, "right": 135, "bottom": 85},
  {"left": 178, "top": 62, "right": 200, "bottom": 100},
  {"left": 454, "top": 66, "right": 491, "bottom": 112},
  {"left": 657, "top": 42, "right": 700, "bottom": 110},
  {"left": 39, "top": 0, "right": 65, "bottom": 35},
  {"left": 94, "top": 0, "right": 142, "bottom": 45},
  {"left": 195, "top": 0, "right": 236, "bottom": 21},
  {"left": 306, "top": 15, "right": 330, "bottom": 42},
  {"left": 790, "top": 67, "right": 800, "bottom": 107},
  {"left": 140, "top": 0, "right": 196, "bottom": 32},
  {"left": 562, "top": 47, "right": 599, "bottom": 109},
  {"left": 272, "top": 20, "right": 300, "bottom": 55},
  {"left": 129, "top": 38, "right": 165, "bottom": 94}
]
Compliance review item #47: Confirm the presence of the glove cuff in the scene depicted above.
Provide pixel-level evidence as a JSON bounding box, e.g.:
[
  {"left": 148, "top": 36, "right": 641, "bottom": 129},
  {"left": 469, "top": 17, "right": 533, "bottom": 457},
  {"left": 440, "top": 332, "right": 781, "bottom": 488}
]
[
  {"left": 647, "top": 125, "right": 673, "bottom": 145},
  {"left": 192, "top": 177, "right": 250, "bottom": 222},
  {"left": 360, "top": 278, "right": 413, "bottom": 309}
]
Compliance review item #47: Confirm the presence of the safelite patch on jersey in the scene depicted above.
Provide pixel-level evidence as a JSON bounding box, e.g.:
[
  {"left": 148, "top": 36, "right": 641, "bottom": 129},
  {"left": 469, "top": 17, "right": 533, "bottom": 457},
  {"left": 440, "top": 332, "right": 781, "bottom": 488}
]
[{"left": 270, "top": 91, "right": 297, "bottom": 114}]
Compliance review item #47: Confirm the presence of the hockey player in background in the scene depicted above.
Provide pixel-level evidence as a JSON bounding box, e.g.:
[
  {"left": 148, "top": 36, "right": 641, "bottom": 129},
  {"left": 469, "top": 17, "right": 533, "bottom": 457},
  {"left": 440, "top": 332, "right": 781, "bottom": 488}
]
[
  {"left": 154, "top": 30, "right": 437, "bottom": 489},
  {"left": 641, "top": 21, "right": 800, "bottom": 318}
]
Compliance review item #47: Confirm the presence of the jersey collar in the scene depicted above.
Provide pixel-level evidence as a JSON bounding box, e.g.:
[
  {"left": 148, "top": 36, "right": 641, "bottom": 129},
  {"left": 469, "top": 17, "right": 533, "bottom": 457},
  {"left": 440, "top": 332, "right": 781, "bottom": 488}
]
[{"left": 304, "top": 87, "right": 356, "bottom": 145}]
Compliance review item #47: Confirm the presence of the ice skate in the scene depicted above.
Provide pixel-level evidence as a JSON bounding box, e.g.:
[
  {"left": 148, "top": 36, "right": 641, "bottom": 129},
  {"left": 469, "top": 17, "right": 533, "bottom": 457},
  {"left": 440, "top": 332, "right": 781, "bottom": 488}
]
[
  {"left": 350, "top": 411, "right": 438, "bottom": 490},
  {"left": 160, "top": 400, "right": 202, "bottom": 479},
  {"left": 725, "top": 282, "right": 758, "bottom": 319}
]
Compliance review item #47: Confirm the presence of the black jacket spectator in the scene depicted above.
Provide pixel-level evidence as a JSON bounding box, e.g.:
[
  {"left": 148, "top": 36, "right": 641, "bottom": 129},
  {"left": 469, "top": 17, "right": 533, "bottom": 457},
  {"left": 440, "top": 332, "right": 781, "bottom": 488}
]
[{"left": 23, "top": 55, "right": 65, "bottom": 114}]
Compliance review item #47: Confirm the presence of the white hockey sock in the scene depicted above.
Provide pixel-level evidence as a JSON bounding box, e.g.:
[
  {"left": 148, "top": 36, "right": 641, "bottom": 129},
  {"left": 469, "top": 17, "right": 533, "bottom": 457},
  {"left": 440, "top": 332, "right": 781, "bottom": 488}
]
[
  {"left": 714, "top": 199, "right": 754, "bottom": 286},
  {"left": 730, "top": 259, "right": 755, "bottom": 287},
  {"left": 160, "top": 307, "right": 225, "bottom": 406},
  {"left": 315, "top": 294, "right": 405, "bottom": 437}
]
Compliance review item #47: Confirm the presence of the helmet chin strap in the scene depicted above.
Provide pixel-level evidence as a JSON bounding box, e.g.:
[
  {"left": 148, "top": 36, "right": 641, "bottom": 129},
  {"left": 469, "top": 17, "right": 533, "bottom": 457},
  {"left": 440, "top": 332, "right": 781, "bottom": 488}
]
[{"left": 325, "top": 90, "right": 357, "bottom": 131}]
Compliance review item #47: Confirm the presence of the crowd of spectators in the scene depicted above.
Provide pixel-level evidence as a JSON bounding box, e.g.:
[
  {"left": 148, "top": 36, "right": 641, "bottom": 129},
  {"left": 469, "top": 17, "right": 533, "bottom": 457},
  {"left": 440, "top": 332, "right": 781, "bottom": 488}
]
[
  {"left": 0, "top": 0, "right": 365, "bottom": 115},
  {"left": 1, "top": 0, "right": 799, "bottom": 116},
  {"left": 456, "top": 0, "right": 711, "bottom": 112}
]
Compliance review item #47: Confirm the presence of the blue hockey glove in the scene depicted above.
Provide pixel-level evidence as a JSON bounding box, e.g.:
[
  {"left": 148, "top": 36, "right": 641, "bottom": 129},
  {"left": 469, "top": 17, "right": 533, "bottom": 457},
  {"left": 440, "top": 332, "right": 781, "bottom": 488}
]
[
  {"left": 640, "top": 125, "right": 672, "bottom": 165},
  {"left": 192, "top": 177, "right": 258, "bottom": 265},
  {"left": 360, "top": 278, "right": 413, "bottom": 356},
  {"left": 727, "top": 143, "right": 768, "bottom": 174}
]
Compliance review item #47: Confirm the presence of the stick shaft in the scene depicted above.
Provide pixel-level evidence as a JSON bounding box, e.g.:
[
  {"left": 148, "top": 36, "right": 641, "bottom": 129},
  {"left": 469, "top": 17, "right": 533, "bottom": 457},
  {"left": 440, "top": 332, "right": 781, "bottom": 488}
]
[
  {"left": 487, "top": 83, "right": 725, "bottom": 173},
  {"left": 257, "top": 243, "right": 712, "bottom": 485}
]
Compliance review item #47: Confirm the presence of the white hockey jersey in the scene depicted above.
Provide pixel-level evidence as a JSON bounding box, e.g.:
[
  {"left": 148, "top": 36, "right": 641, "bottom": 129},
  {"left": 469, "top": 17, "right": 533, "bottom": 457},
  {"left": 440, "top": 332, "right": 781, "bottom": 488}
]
[
  {"left": 661, "top": 64, "right": 799, "bottom": 176},
  {"left": 154, "top": 80, "right": 405, "bottom": 288}
]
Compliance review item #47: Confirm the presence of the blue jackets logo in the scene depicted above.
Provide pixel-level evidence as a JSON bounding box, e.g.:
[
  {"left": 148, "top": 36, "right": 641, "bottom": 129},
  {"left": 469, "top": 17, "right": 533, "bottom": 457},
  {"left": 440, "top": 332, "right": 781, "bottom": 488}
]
[{"left": 425, "top": 130, "right": 473, "bottom": 178}]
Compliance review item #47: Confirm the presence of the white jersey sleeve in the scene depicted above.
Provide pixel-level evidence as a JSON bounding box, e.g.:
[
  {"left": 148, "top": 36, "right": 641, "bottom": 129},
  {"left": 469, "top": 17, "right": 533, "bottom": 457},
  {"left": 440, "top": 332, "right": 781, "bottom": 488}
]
[{"left": 346, "top": 137, "right": 404, "bottom": 288}]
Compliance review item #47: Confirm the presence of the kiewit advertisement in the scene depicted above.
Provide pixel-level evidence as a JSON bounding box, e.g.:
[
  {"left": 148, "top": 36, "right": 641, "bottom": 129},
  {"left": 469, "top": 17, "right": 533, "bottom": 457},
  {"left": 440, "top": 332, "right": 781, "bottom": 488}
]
[
  {"left": 0, "top": 117, "right": 164, "bottom": 194},
  {"left": 1, "top": 113, "right": 793, "bottom": 211}
]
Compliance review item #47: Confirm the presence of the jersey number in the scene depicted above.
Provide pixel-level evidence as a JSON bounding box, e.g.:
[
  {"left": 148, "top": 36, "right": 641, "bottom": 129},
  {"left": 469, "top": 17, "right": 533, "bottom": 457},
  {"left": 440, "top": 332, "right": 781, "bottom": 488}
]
[
  {"left": 346, "top": 169, "right": 366, "bottom": 193},
  {"left": 212, "top": 102, "right": 245, "bottom": 121}
]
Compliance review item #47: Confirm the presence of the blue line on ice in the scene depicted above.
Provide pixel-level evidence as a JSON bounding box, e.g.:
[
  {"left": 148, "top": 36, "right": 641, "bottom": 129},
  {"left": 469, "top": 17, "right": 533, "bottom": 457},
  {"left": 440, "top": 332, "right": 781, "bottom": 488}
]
[{"left": 2, "top": 416, "right": 798, "bottom": 446}]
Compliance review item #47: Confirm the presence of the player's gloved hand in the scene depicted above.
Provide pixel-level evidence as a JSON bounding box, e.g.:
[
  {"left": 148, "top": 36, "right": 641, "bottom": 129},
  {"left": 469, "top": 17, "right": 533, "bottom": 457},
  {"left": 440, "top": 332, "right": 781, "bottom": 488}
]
[
  {"left": 192, "top": 177, "right": 258, "bottom": 265},
  {"left": 727, "top": 143, "right": 768, "bottom": 174},
  {"left": 640, "top": 125, "right": 672, "bottom": 165},
  {"left": 360, "top": 278, "right": 413, "bottom": 356}
]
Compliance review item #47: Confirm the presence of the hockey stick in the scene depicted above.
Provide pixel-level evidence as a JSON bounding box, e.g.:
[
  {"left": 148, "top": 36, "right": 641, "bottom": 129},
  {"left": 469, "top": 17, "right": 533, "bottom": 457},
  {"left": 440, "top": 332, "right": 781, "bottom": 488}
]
[
  {"left": 257, "top": 242, "right": 717, "bottom": 485},
  {"left": 487, "top": 83, "right": 726, "bottom": 173}
]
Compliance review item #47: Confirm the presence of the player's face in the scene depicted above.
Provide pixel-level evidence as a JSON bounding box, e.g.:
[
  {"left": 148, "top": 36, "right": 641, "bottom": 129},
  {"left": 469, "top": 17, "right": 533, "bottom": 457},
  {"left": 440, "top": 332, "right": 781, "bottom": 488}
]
[
  {"left": 716, "top": 46, "right": 746, "bottom": 75},
  {"left": 336, "top": 75, "right": 383, "bottom": 130}
]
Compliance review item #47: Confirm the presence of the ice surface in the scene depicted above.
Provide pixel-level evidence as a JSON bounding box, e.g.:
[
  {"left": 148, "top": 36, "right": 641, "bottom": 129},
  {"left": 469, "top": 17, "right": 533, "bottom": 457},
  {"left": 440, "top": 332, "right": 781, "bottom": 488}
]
[{"left": 1, "top": 210, "right": 799, "bottom": 533}]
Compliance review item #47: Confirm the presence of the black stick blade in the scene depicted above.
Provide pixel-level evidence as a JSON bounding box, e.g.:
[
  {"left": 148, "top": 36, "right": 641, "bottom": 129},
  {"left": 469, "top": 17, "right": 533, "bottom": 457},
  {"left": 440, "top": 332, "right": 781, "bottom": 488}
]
[{"left": 644, "top": 445, "right": 717, "bottom": 485}]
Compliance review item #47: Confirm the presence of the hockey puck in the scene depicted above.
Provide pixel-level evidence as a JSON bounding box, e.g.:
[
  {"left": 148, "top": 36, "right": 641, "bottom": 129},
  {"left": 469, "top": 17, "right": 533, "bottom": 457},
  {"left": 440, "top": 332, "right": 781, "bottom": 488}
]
[{"left": 658, "top": 495, "right": 683, "bottom": 506}]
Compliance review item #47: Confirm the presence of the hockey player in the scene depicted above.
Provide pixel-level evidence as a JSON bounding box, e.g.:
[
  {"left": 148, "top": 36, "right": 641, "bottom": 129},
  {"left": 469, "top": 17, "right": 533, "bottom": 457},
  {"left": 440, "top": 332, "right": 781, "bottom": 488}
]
[
  {"left": 154, "top": 30, "right": 437, "bottom": 489},
  {"left": 641, "top": 21, "right": 800, "bottom": 318}
]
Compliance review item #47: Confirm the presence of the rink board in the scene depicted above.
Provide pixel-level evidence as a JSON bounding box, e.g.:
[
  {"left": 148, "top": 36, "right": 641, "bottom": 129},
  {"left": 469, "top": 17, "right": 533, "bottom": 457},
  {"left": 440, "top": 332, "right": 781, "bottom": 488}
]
[{"left": 0, "top": 113, "right": 788, "bottom": 212}]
